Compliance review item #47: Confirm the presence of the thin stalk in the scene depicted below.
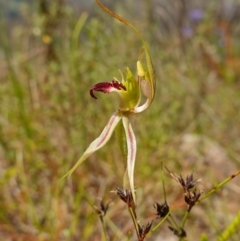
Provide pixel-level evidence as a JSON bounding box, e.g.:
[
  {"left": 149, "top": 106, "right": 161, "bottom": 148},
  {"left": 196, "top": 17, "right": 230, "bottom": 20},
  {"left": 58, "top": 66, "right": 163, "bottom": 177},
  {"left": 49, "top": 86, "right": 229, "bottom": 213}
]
[
  {"left": 100, "top": 219, "right": 108, "bottom": 241},
  {"left": 161, "top": 162, "right": 167, "bottom": 202},
  {"left": 147, "top": 210, "right": 171, "bottom": 236},
  {"left": 177, "top": 211, "right": 189, "bottom": 241},
  {"left": 198, "top": 170, "right": 240, "bottom": 203},
  {"left": 169, "top": 214, "right": 180, "bottom": 230},
  {"left": 180, "top": 211, "right": 189, "bottom": 231},
  {"left": 129, "top": 206, "right": 140, "bottom": 239}
]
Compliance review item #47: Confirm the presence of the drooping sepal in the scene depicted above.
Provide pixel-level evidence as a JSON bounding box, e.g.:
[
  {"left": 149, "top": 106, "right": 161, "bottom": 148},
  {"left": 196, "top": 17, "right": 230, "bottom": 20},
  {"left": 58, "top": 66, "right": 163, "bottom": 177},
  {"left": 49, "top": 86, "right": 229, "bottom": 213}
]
[
  {"left": 122, "top": 116, "right": 137, "bottom": 202},
  {"left": 63, "top": 114, "right": 121, "bottom": 178}
]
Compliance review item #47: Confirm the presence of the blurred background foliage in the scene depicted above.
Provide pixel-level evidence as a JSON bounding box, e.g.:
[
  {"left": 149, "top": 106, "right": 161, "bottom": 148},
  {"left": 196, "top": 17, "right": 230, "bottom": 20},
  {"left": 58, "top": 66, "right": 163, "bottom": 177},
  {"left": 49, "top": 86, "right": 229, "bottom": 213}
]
[{"left": 0, "top": 0, "right": 240, "bottom": 240}]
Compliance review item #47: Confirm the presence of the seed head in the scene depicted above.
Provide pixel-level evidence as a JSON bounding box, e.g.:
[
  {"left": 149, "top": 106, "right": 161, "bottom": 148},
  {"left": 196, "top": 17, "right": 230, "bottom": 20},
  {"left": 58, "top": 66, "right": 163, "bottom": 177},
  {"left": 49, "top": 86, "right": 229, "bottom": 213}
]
[{"left": 154, "top": 202, "right": 169, "bottom": 218}]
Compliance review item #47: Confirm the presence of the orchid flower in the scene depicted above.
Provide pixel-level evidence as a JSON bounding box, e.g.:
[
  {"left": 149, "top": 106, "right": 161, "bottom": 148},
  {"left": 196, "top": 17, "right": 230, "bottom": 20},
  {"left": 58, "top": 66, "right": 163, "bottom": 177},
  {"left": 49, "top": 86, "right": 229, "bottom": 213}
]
[{"left": 64, "top": 0, "right": 156, "bottom": 202}]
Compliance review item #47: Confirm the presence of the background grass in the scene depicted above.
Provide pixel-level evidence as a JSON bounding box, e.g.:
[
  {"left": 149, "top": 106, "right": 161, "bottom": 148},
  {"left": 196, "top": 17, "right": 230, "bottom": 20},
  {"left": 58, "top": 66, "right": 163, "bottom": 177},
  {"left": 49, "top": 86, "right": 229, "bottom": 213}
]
[{"left": 0, "top": 0, "right": 240, "bottom": 240}]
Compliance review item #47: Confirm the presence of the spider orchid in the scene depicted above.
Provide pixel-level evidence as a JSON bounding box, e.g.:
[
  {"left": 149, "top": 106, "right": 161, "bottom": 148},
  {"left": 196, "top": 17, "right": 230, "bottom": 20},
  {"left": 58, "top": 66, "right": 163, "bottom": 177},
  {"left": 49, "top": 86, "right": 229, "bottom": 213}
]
[
  {"left": 64, "top": 60, "right": 155, "bottom": 201},
  {"left": 64, "top": 0, "right": 156, "bottom": 202}
]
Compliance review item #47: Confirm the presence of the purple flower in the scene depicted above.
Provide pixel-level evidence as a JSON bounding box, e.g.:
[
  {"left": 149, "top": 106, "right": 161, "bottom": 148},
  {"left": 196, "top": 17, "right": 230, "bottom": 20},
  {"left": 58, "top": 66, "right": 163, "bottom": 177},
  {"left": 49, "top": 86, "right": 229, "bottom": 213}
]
[{"left": 189, "top": 9, "right": 203, "bottom": 21}]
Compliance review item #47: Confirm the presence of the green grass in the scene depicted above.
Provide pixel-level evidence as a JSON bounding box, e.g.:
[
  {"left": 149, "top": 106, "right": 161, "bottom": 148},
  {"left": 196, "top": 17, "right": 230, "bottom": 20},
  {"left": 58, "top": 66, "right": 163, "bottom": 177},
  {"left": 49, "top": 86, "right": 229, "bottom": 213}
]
[{"left": 0, "top": 1, "right": 240, "bottom": 240}]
